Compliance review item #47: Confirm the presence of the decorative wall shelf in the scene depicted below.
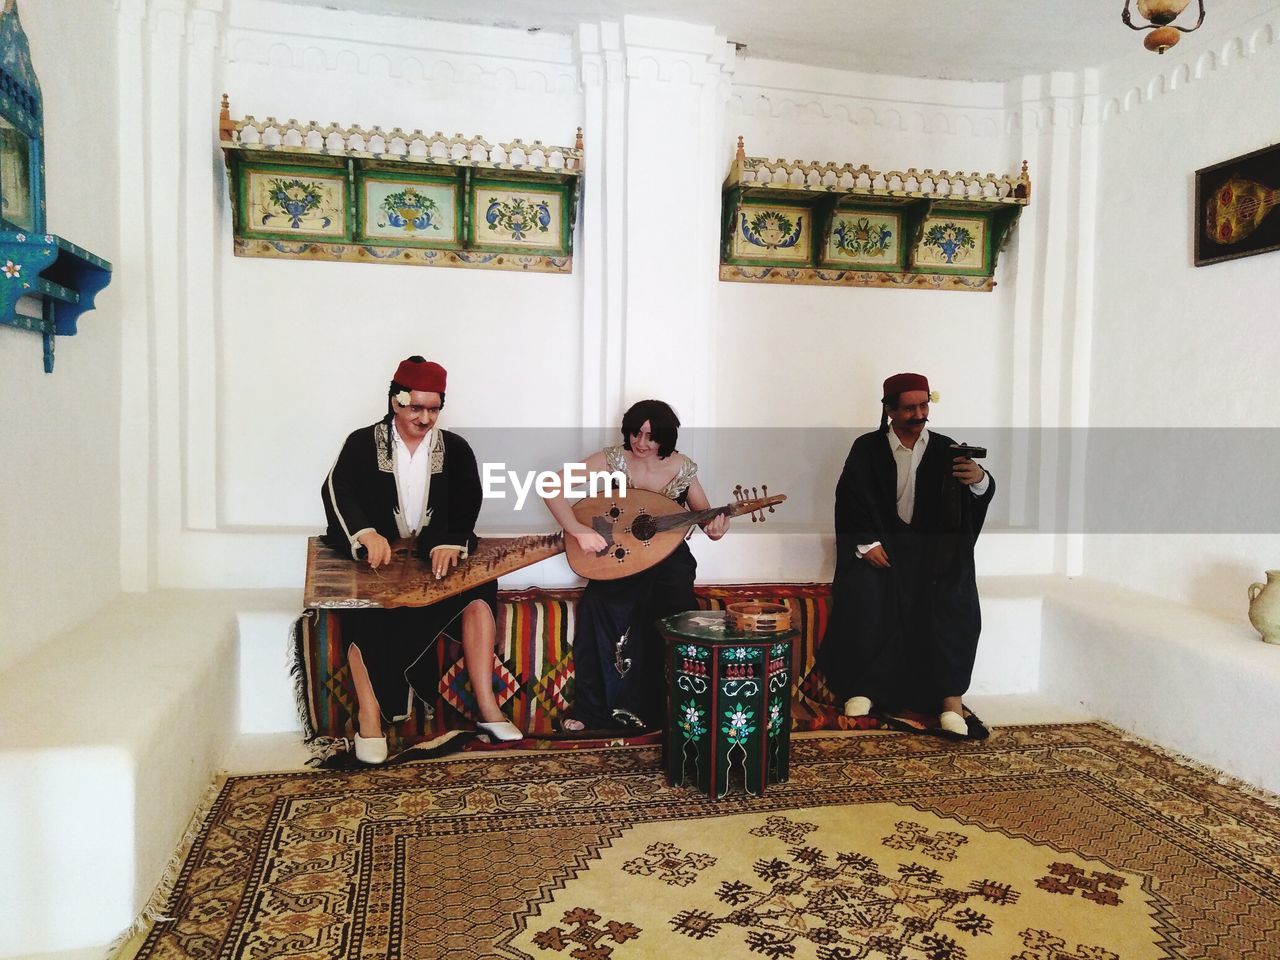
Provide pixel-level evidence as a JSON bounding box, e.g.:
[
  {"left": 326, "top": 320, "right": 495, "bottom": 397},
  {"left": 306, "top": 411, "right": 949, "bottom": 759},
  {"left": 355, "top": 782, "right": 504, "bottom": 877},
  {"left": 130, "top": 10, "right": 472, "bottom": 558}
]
[
  {"left": 218, "top": 97, "right": 583, "bottom": 274},
  {"left": 0, "top": 0, "right": 113, "bottom": 371},
  {"left": 0, "top": 233, "right": 111, "bottom": 371},
  {"left": 720, "top": 138, "right": 1031, "bottom": 292}
]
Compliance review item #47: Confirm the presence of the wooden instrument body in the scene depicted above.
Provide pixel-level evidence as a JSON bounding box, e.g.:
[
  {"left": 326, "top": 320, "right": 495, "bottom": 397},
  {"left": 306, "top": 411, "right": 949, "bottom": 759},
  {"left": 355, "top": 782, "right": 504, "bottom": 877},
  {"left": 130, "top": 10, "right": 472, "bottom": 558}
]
[
  {"left": 303, "top": 532, "right": 564, "bottom": 609},
  {"left": 565, "top": 487, "right": 785, "bottom": 581},
  {"left": 565, "top": 489, "right": 699, "bottom": 581}
]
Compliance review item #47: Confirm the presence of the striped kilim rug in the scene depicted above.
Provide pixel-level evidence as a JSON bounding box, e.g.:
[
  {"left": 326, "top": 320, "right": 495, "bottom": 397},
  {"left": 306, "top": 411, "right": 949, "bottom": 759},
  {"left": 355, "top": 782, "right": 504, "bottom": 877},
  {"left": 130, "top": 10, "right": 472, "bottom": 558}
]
[{"left": 132, "top": 723, "right": 1280, "bottom": 959}]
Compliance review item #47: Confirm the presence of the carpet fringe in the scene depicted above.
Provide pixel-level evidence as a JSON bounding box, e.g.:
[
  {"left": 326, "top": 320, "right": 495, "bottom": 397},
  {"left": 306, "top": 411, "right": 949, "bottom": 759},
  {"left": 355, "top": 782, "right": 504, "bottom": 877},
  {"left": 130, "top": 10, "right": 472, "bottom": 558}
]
[
  {"left": 305, "top": 734, "right": 352, "bottom": 767},
  {"left": 107, "top": 776, "right": 228, "bottom": 959},
  {"left": 290, "top": 611, "right": 320, "bottom": 744},
  {"left": 1094, "top": 719, "right": 1280, "bottom": 809},
  {"left": 290, "top": 612, "right": 356, "bottom": 765}
]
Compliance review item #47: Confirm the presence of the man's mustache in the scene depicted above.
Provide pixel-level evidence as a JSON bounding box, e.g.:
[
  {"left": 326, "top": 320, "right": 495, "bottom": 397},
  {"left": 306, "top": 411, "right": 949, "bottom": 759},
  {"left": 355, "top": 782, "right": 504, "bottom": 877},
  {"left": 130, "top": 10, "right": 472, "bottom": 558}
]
[{"left": 906, "top": 417, "right": 928, "bottom": 426}]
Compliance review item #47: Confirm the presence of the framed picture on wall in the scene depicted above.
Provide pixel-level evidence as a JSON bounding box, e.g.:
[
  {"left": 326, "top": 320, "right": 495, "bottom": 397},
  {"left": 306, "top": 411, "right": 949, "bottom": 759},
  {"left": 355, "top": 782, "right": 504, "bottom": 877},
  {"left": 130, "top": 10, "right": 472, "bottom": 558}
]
[{"left": 1194, "top": 143, "right": 1280, "bottom": 267}]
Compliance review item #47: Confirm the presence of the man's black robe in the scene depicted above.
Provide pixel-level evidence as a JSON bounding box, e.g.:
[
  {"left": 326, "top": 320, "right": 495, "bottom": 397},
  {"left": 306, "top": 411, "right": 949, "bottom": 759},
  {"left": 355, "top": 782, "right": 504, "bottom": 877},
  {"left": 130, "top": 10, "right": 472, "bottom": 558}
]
[
  {"left": 817, "top": 428, "right": 995, "bottom": 713},
  {"left": 322, "top": 419, "right": 482, "bottom": 561},
  {"left": 320, "top": 419, "right": 495, "bottom": 722}
]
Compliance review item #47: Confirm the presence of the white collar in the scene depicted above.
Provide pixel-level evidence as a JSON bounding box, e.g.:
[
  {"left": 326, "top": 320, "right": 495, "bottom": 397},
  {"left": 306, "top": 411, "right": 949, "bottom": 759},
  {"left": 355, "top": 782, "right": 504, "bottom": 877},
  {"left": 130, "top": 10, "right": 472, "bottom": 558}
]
[
  {"left": 888, "top": 426, "right": 929, "bottom": 452},
  {"left": 391, "top": 422, "right": 432, "bottom": 456}
]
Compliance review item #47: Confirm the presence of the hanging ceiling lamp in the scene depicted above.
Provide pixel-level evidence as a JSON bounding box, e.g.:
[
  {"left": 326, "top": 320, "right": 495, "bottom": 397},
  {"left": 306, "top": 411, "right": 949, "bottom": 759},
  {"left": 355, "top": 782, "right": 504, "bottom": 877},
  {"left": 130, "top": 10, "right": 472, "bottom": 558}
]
[{"left": 1122, "top": 0, "right": 1207, "bottom": 54}]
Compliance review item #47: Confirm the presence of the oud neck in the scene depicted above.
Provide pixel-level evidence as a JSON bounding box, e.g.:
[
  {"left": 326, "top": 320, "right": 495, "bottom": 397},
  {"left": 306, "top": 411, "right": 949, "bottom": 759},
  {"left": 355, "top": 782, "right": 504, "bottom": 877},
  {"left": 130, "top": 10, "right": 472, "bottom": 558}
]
[
  {"left": 652, "top": 500, "right": 767, "bottom": 534},
  {"left": 650, "top": 504, "right": 725, "bottom": 534}
]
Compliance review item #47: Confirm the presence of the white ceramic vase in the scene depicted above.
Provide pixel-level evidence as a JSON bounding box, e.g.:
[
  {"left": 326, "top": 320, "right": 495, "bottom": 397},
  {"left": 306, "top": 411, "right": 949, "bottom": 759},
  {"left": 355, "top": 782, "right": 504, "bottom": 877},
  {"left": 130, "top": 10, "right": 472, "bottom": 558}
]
[{"left": 1247, "top": 570, "right": 1280, "bottom": 644}]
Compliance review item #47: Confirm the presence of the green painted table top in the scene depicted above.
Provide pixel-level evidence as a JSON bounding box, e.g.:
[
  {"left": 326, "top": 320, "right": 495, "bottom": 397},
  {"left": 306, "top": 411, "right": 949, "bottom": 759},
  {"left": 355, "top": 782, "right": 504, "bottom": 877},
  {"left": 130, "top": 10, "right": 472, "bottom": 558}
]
[{"left": 658, "top": 609, "right": 797, "bottom": 644}]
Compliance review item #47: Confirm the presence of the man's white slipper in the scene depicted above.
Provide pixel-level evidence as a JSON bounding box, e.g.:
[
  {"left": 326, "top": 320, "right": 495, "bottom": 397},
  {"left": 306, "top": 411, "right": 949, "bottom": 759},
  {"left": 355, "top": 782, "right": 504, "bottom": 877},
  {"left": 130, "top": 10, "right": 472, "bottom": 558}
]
[
  {"left": 477, "top": 720, "right": 524, "bottom": 742},
  {"left": 843, "top": 696, "right": 873, "bottom": 718},
  {"left": 939, "top": 711, "right": 968, "bottom": 736},
  {"left": 353, "top": 733, "right": 389, "bottom": 764}
]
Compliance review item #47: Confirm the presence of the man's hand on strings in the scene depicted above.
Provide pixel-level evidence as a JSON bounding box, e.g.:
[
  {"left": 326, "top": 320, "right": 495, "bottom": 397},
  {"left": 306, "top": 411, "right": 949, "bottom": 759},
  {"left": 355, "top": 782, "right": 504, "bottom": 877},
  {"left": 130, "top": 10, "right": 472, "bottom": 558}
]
[
  {"left": 357, "top": 531, "right": 393, "bottom": 569},
  {"left": 430, "top": 545, "right": 465, "bottom": 579}
]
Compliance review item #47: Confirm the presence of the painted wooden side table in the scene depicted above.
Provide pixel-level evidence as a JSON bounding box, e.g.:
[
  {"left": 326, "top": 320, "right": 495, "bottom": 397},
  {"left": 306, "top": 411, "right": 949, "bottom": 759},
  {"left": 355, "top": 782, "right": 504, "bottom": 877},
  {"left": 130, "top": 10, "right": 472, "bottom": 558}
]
[{"left": 660, "top": 610, "right": 796, "bottom": 799}]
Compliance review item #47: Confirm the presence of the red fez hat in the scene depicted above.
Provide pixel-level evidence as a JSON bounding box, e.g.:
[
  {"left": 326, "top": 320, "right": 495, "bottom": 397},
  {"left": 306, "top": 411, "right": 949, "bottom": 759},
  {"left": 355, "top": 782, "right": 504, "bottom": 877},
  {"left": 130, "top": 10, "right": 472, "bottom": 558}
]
[
  {"left": 393, "top": 358, "right": 447, "bottom": 394},
  {"left": 882, "top": 372, "right": 929, "bottom": 398}
]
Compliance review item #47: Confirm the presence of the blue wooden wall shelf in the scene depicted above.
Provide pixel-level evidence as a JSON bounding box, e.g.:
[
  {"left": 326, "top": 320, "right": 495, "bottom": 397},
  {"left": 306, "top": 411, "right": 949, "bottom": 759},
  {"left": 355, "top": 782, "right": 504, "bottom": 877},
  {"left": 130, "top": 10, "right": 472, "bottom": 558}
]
[
  {"left": 0, "top": 0, "right": 113, "bottom": 372},
  {"left": 0, "top": 232, "right": 111, "bottom": 371}
]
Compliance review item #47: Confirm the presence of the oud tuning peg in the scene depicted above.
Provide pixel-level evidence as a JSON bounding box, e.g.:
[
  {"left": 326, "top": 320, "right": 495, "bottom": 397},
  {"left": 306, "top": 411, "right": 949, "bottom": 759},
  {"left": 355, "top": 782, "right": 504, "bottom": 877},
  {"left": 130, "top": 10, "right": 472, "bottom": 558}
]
[
  {"left": 752, "top": 486, "right": 760, "bottom": 500},
  {"left": 733, "top": 484, "right": 744, "bottom": 501}
]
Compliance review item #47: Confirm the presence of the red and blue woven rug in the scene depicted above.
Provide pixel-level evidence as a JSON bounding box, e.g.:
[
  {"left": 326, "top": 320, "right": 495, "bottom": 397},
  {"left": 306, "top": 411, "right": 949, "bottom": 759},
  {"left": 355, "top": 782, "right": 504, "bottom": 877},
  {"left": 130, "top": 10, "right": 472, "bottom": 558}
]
[{"left": 128, "top": 723, "right": 1280, "bottom": 959}]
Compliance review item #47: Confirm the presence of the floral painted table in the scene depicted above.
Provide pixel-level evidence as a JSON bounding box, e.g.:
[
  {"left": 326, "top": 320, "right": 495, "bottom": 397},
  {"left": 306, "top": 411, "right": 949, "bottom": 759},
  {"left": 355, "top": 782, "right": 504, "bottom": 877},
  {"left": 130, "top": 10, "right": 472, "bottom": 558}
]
[{"left": 660, "top": 610, "right": 795, "bottom": 799}]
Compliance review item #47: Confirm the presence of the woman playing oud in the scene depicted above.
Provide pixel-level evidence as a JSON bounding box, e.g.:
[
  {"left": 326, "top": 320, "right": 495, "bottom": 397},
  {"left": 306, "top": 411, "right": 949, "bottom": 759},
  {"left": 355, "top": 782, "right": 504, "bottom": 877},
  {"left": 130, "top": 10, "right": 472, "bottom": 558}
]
[{"left": 543, "top": 400, "right": 729, "bottom": 732}]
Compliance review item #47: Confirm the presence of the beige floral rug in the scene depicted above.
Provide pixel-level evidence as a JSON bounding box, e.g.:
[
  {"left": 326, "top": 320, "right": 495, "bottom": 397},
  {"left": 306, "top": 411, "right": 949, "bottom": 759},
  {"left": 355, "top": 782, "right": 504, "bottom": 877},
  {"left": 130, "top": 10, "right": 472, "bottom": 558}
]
[{"left": 130, "top": 724, "right": 1280, "bottom": 959}]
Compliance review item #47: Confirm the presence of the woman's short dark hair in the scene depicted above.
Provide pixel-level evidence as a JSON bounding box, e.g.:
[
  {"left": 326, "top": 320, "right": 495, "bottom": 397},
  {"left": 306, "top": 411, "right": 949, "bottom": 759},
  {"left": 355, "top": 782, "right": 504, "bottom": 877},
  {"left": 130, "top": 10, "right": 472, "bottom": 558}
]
[{"left": 621, "top": 399, "right": 680, "bottom": 458}]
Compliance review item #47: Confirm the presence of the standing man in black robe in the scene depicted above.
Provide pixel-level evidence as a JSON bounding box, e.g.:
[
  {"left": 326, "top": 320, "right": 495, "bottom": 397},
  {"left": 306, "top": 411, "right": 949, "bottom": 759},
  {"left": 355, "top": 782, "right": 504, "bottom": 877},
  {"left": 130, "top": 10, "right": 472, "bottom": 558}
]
[
  {"left": 321, "top": 356, "right": 522, "bottom": 763},
  {"left": 817, "top": 372, "right": 995, "bottom": 738}
]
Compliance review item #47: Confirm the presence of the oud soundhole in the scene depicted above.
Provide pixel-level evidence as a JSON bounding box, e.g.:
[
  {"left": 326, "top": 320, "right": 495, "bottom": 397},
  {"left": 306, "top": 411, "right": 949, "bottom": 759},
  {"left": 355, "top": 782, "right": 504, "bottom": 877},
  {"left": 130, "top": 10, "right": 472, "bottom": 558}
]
[
  {"left": 608, "top": 506, "right": 621, "bottom": 519},
  {"left": 629, "top": 513, "right": 657, "bottom": 542},
  {"left": 613, "top": 547, "right": 626, "bottom": 561}
]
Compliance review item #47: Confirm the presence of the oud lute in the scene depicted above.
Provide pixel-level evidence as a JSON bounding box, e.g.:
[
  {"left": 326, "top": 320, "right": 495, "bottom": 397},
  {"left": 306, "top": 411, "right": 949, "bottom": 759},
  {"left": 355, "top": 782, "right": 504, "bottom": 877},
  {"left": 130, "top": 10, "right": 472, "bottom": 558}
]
[
  {"left": 1205, "top": 176, "right": 1279, "bottom": 245},
  {"left": 566, "top": 485, "right": 786, "bottom": 581}
]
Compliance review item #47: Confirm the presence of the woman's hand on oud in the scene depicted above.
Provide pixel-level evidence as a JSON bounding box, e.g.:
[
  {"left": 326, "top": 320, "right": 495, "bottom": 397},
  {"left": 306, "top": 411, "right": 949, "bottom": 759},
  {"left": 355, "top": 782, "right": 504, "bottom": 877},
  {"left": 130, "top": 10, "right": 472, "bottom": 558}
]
[
  {"left": 571, "top": 529, "right": 609, "bottom": 554},
  {"left": 703, "top": 513, "right": 729, "bottom": 541}
]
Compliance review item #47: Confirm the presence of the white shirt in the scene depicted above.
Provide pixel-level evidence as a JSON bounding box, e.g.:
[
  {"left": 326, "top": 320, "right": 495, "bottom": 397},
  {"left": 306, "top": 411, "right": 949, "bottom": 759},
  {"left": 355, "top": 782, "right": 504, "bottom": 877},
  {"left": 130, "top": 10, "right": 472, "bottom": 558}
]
[
  {"left": 857, "top": 426, "right": 990, "bottom": 557},
  {"left": 891, "top": 427, "right": 929, "bottom": 524},
  {"left": 392, "top": 423, "right": 433, "bottom": 535}
]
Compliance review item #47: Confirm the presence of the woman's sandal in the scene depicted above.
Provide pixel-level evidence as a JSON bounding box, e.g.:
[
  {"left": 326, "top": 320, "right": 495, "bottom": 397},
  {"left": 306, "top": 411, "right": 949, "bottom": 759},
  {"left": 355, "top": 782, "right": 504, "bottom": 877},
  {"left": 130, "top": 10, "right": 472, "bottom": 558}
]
[{"left": 557, "top": 716, "right": 587, "bottom": 733}]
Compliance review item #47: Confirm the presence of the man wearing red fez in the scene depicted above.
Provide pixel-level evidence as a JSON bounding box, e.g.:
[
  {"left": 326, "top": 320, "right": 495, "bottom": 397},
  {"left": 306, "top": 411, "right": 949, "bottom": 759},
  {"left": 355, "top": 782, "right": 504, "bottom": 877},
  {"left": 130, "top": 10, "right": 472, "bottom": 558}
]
[
  {"left": 817, "top": 372, "right": 995, "bottom": 738},
  {"left": 321, "top": 356, "right": 522, "bottom": 762}
]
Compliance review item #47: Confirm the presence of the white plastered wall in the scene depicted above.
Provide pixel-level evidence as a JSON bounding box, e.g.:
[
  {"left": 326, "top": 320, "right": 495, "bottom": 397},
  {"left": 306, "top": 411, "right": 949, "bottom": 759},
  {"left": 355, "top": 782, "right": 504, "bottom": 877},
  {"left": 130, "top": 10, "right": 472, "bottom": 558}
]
[
  {"left": 116, "top": 0, "right": 1107, "bottom": 593},
  {"left": 9, "top": 2, "right": 1280, "bottom": 954},
  {"left": 0, "top": 0, "right": 122, "bottom": 664},
  {"left": 117, "top": 0, "right": 589, "bottom": 590},
  {"left": 1086, "top": 13, "right": 1280, "bottom": 616},
  {"left": 702, "top": 60, "right": 1098, "bottom": 580}
]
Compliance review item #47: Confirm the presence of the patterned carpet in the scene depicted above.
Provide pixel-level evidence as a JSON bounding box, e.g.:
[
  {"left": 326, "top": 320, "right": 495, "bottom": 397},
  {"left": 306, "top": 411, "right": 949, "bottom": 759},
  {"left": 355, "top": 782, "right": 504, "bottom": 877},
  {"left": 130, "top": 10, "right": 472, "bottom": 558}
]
[{"left": 132, "top": 723, "right": 1280, "bottom": 959}]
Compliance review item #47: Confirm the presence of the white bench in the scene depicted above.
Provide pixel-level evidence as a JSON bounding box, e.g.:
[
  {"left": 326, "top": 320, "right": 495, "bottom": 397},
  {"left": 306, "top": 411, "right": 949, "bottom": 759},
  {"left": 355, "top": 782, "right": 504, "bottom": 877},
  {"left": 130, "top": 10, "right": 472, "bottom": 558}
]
[
  {"left": 0, "top": 589, "right": 297, "bottom": 960},
  {"left": 1039, "top": 578, "right": 1280, "bottom": 793}
]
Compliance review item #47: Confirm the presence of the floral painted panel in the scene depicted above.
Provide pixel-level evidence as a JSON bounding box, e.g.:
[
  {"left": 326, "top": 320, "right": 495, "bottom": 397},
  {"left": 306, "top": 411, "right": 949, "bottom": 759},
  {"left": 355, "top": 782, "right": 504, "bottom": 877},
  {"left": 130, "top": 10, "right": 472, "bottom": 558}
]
[
  {"left": 827, "top": 213, "right": 900, "bottom": 266},
  {"left": 361, "top": 178, "right": 457, "bottom": 243},
  {"left": 732, "top": 205, "right": 810, "bottom": 262},
  {"left": 915, "top": 216, "right": 986, "bottom": 268},
  {"left": 473, "top": 188, "right": 564, "bottom": 249},
  {"left": 246, "top": 170, "right": 346, "bottom": 238},
  {"left": 0, "top": 120, "right": 32, "bottom": 231}
]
